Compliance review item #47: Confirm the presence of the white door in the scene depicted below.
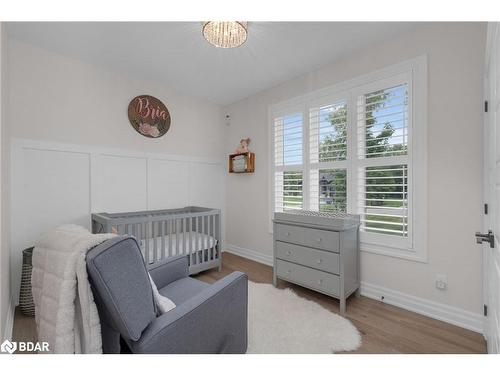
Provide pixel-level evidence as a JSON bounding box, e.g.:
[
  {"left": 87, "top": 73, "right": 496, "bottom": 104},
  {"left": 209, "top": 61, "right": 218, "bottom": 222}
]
[{"left": 482, "top": 22, "right": 500, "bottom": 354}]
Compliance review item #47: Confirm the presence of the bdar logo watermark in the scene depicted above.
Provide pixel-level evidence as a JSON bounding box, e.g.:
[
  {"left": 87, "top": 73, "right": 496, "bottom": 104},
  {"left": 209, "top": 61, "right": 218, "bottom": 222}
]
[
  {"left": 1, "top": 339, "right": 49, "bottom": 354},
  {"left": 1, "top": 340, "right": 16, "bottom": 354}
]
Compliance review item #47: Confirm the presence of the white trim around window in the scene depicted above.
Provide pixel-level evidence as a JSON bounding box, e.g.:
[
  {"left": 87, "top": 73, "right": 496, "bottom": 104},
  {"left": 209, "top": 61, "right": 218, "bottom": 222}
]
[{"left": 268, "top": 55, "right": 428, "bottom": 262}]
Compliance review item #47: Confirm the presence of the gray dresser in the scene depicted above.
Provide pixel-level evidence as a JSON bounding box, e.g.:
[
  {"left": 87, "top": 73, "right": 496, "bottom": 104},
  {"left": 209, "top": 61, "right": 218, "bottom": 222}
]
[{"left": 273, "top": 211, "right": 360, "bottom": 314}]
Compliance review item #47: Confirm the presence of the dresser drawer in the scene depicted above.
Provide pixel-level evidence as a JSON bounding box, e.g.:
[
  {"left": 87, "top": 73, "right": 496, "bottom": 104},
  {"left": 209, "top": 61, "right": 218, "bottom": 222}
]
[
  {"left": 276, "top": 259, "right": 340, "bottom": 296},
  {"left": 275, "top": 223, "right": 339, "bottom": 252},
  {"left": 276, "top": 242, "right": 340, "bottom": 274}
]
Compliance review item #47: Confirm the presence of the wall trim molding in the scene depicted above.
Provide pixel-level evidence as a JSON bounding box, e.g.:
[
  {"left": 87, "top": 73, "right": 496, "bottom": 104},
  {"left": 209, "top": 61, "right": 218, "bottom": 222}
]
[
  {"left": 225, "top": 244, "right": 483, "bottom": 334},
  {"left": 2, "top": 294, "right": 15, "bottom": 342},
  {"left": 11, "top": 138, "right": 224, "bottom": 165},
  {"left": 360, "top": 282, "right": 484, "bottom": 334},
  {"left": 225, "top": 244, "right": 273, "bottom": 267}
]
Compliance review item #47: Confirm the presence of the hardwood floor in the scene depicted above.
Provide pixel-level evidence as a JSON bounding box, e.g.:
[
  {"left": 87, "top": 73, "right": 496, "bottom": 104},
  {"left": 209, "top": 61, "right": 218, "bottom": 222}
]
[
  {"left": 197, "top": 253, "right": 487, "bottom": 354},
  {"left": 12, "top": 252, "right": 487, "bottom": 354}
]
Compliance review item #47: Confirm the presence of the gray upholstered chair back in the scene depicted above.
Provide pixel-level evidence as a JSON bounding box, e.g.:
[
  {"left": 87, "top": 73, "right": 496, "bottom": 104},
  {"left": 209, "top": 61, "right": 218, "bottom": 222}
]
[{"left": 86, "top": 236, "right": 156, "bottom": 342}]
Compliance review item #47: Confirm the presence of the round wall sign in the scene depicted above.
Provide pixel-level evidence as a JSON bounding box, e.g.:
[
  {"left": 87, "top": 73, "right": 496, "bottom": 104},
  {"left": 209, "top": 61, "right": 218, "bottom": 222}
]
[{"left": 128, "top": 95, "right": 171, "bottom": 138}]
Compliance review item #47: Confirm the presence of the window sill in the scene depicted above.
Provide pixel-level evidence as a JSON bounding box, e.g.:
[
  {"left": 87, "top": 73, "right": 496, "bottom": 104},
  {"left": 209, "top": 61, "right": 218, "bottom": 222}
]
[{"left": 361, "top": 242, "right": 428, "bottom": 263}]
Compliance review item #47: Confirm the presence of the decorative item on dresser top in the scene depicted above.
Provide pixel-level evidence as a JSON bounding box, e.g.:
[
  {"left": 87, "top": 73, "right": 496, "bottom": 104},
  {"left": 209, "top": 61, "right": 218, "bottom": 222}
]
[{"left": 273, "top": 210, "right": 360, "bottom": 314}]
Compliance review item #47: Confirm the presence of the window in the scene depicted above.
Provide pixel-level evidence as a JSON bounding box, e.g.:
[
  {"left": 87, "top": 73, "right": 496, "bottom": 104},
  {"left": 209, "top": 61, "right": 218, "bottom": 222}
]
[
  {"left": 309, "top": 99, "right": 348, "bottom": 213},
  {"left": 273, "top": 113, "right": 304, "bottom": 212},
  {"left": 355, "top": 81, "right": 411, "bottom": 249},
  {"left": 270, "top": 57, "right": 427, "bottom": 261}
]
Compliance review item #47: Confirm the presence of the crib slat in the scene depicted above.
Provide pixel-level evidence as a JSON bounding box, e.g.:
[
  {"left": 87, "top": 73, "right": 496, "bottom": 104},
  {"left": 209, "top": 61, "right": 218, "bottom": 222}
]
[
  {"left": 217, "top": 213, "right": 221, "bottom": 261},
  {"left": 153, "top": 221, "right": 158, "bottom": 263},
  {"left": 197, "top": 216, "right": 201, "bottom": 265},
  {"left": 203, "top": 215, "right": 207, "bottom": 257},
  {"left": 209, "top": 214, "right": 212, "bottom": 261},
  {"left": 172, "top": 219, "right": 176, "bottom": 256},
  {"left": 207, "top": 215, "right": 211, "bottom": 260},
  {"left": 189, "top": 217, "right": 193, "bottom": 265},
  {"left": 160, "top": 220, "right": 165, "bottom": 261},
  {"left": 205, "top": 215, "right": 208, "bottom": 261},
  {"left": 163, "top": 220, "right": 167, "bottom": 260},
  {"left": 200, "top": 216, "right": 204, "bottom": 265},
  {"left": 198, "top": 216, "right": 201, "bottom": 264},
  {"left": 168, "top": 219, "right": 172, "bottom": 258},
  {"left": 182, "top": 217, "right": 186, "bottom": 256},
  {"left": 211, "top": 214, "right": 215, "bottom": 260},
  {"left": 174, "top": 219, "right": 177, "bottom": 256},
  {"left": 144, "top": 222, "right": 150, "bottom": 265}
]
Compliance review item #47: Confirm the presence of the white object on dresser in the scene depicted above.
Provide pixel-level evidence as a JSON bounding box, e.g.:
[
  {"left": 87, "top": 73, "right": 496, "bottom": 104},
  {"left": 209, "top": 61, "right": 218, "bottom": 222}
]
[{"left": 273, "top": 210, "right": 360, "bottom": 314}]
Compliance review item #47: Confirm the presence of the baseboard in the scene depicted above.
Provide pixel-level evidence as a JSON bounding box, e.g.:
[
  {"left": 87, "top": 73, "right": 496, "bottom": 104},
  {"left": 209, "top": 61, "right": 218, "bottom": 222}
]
[
  {"left": 2, "top": 294, "right": 15, "bottom": 342},
  {"left": 224, "top": 244, "right": 273, "bottom": 267},
  {"left": 224, "top": 244, "right": 484, "bottom": 334},
  {"left": 361, "top": 282, "right": 484, "bottom": 333}
]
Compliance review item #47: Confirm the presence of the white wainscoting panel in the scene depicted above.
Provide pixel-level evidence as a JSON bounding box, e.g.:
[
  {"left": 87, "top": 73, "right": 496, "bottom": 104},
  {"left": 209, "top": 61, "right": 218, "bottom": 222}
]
[
  {"left": 93, "top": 154, "right": 148, "bottom": 213},
  {"left": 189, "top": 162, "right": 223, "bottom": 208},
  {"left": 148, "top": 159, "right": 190, "bottom": 210},
  {"left": 10, "top": 138, "right": 224, "bottom": 303},
  {"left": 13, "top": 147, "right": 91, "bottom": 250}
]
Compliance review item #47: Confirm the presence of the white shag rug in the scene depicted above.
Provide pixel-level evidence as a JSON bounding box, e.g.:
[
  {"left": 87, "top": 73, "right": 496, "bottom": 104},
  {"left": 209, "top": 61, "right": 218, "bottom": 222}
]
[{"left": 247, "top": 281, "right": 361, "bottom": 353}]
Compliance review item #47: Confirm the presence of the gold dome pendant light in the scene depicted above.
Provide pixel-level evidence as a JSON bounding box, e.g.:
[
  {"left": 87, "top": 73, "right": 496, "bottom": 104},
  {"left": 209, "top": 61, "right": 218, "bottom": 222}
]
[{"left": 203, "top": 22, "right": 248, "bottom": 48}]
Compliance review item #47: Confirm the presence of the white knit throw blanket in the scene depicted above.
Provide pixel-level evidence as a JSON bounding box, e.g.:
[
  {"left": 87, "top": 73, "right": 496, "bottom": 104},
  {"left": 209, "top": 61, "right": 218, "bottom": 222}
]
[{"left": 31, "top": 224, "right": 115, "bottom": 353}]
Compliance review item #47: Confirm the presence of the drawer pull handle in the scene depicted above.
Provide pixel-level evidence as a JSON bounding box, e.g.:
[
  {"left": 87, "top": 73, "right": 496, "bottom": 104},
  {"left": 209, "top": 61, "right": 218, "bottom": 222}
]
[
  {"left": 286, "top": 250, "right": 292, "bottom": 256},
  {"left": 285, "top": 232, "right": 290, "bottom": 236},
  {"left": 318, "top": 279, "right": 323, "bottom": 285},
  {"left": 286, "top": 269, "right": 291, "bottom": 274},
  {"left": 317, "top": 259, "right": 322, "bottom": 264},
  {"left": 316, "top": 238, "right": 322, "bottom": 242}
]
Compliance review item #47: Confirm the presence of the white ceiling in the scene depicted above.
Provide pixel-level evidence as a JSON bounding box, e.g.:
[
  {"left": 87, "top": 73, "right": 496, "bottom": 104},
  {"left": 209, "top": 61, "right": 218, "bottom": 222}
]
[{"left": 6, "top": 22, "right": 418, "bottom": 105}]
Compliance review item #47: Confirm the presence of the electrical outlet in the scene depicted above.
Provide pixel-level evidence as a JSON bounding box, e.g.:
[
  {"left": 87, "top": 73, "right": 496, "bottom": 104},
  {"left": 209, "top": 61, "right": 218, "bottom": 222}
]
[{"left": 435, "top": 274, "right": 447, "bottom": 290}]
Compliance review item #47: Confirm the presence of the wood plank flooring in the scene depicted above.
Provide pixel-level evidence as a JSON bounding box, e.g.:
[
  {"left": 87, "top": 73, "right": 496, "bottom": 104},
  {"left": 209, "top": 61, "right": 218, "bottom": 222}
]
[{"left": 12, "top": 252, "right": 487, "bottom": 354}]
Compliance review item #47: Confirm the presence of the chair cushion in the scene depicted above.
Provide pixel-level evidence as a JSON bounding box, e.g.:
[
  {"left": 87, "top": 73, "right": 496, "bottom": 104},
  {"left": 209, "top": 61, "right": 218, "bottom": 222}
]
[
  {"left": 149, "top": 274, "right": 176, "bottom": 314},
  {"left": 86, "top": 236, "right": 156, "bottom": 341},
  {"left": 159, "top": 277, "right": 209, "bottom": 305}
]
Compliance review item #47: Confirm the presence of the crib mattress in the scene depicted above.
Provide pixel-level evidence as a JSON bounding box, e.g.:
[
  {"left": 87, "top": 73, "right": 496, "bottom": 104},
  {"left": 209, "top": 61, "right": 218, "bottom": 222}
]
[{"left": 139, "top": 231, "right": 217, "bottom": 257}]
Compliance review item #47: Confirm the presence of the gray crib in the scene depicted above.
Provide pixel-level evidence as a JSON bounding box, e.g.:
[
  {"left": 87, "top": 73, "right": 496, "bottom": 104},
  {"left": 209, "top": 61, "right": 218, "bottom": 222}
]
[{"left": 91, "top": 206, "right": 222, "bottom": 274}]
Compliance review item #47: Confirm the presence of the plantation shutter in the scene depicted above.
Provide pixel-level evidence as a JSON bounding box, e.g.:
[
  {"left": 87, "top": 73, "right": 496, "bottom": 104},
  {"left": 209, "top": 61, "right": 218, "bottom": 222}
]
[
  {"left": 273, "top": 112, "right": 304, "bottom": 212},
  {"left": 309, "top": 100, "right": 348, "bottom": 213},
  {"left": 355, "top": 81, "right": 411, "bottom": 241}
]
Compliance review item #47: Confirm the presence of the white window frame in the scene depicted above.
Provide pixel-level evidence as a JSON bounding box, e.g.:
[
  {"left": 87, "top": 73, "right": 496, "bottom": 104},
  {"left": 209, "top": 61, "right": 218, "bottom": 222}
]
[{"left": 268, "top": 55, "right": 428, "bottom": 262}]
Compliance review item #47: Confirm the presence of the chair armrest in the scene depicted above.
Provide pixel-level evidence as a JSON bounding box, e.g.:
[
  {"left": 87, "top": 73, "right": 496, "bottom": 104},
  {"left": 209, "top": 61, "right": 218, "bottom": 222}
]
[
  {"left": 147, "top": 255, "right": 189, "bottom": 289},
  {"left": 129, "top": 272, "right": 248, "bottom": 354}
]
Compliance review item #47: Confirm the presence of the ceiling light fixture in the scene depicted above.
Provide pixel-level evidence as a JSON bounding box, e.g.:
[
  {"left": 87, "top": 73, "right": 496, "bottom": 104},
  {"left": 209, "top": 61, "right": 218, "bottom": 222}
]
[{"left": 202, "top": 21, "right": 248, "bottom": 48}]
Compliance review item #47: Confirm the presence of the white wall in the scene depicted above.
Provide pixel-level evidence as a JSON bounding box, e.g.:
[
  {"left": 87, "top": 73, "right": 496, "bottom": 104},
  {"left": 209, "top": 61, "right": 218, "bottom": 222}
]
[
  {"left": 1, "top": 22, "right": 13, "bottom": 341},
  {"left": 6, "top": 38, "right": 226, "bottom": 304},
  {"left": 223, "top": 23, "right": 487, "bottom": 329},
  {"left": 7, "top": 39, "right": 224, "bottom": 158}
]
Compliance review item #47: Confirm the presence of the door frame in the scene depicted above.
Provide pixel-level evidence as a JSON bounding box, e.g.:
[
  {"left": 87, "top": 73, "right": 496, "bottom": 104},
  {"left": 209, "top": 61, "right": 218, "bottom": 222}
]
[{"left": 483, "top": 21, "right": 500, "bottom": 352}]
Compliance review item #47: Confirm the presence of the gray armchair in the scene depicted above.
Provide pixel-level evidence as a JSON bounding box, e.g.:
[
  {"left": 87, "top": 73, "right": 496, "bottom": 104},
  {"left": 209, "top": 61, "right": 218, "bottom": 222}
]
[{"left": 86, "top": 236, "right": 248, "bottom": 354}]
